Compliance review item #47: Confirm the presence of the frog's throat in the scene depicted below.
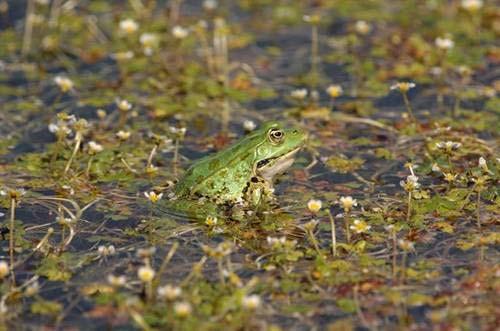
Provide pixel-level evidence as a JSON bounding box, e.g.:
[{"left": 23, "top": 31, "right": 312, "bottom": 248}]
[{"left": 255, "top": 146, "right": 301, "bottom": 182}]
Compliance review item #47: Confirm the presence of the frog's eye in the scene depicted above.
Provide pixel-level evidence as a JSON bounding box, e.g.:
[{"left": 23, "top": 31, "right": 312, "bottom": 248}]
[{"left": 268, "top": 128, "right": 284, "bottom": 144}]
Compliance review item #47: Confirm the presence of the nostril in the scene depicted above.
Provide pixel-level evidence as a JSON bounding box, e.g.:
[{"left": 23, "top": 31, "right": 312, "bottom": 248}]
[{"left": 292, "top": 130, "right": 298, "bottom": 134}]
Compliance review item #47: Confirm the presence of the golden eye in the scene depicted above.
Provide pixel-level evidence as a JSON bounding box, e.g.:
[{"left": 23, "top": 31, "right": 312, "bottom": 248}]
[{"left": 268, "top": 128, "right": 284, "bottom": 144}]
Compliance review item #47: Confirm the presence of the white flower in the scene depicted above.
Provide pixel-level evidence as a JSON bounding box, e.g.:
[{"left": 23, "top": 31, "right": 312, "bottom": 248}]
[
  {"left": 205, "top": 215, "right": 218, "bottom": 227},
  {"left": 0, "top": 261, "right": 9, "bottom": 278},
  {"left": 461, "top": 0, "right": 483, "bottom": 11},
  {"left": 400, "top": 175, "right": 420, "bottom": 192},
  {"left": 243, "top": 120, "right": 256, "bottom": 132},
  {"left": 339, "top": 196, "right": 358, "bottom": 212},
  {"left": 116, "top": 98, "right": 132, "bottom": 112},
  {"left": 88, "top": 141, "right": 103, "bottom": 154},
  {"left": 169, "top": 126, "right": 187, "bottom": 137},
  {"left": 54, "top": 76, "right": 74, "bottom": 92},
  {"left": 431, "top": 163, "right": 441, "bottom": 172},
  {"left": 435, "top": 37, "right": 454, "bottom": 50},
  {"left": 478, "top": 156, "right": 489, "bottom": 172},
  {"left": 354, "top": 20, "right": 371, "bottom": 35},
  {"left": 326, "top": 84, "right": 343, "bottom": 98},
  {"left": 139, "top": 33, "right": 158, "bottom": 47},
  {"left": 398, "top": 239, "right": 415, "bottom": 251},
  {"left": 116, "top": 130, "right": 131, "bottom": 140},
  {"left": 137, "top": 265, "right": 155, "bottom": 282},
  {"left": 98, "top": 245, "right": 116, "bottom": 256},
  {"left": 307, "top": 199, "right": 322, "bottom": 213},
  {"left": 107, "top": 274, "right": 127, "bottom": 287},
  {"left": 172, "top": 26, "right": 189, "bottom": 39},
  {"left": 290, "top": 88, "right": 307, "bottom": 100},
  {"left": 48, "top": 123, "right": 71, "bottom": 136},
  {"left": 112, "top": 51, "right": 135, "bottom": 60},
  {"left": 144, "top": 191, "right": 163, "bottom": 203},
  {"left": 241, "top": 294, "right": 261, "bottom": 310},
  {"left": 25, "top": 281, "right": 40, "bottom": 296},
  {"left": 267, "top": 236, "right": 286, "bottom": 247},
  {"left": 157, "top": 285, "right": 182, "bottom": 300},
  {"left": 140, "top": 33, "right": 159, "bottom": 56},
  {"left": 349, "top": 219, "right": 371, "bottom": 234},
  {"left": 119, "top": 19, "right": 138, "bottom": 34},
  {"left": 390, "top": 82, "right": 416, "bottom": 92},
  {"left": 203, "top": 0, "right": 218, "bottom": 10},
  {"left": 173, "top": 302, "right": 192, "bottom": 318},
  {"left": 435, "top": 141, "right": 462, "bottom": 151}
]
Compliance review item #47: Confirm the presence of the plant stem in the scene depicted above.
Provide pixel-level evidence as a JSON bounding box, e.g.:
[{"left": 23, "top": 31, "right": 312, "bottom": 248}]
[
  {"left": 392, "top": 230, "right": 397, "bottom": 281},
  {"left": 406, "top": 192, "right": 412, "bottom": 223},
  {"left": 173, "top": 139, "right": 179, "bottom": 177},
  {"left": 345, "top": 212, "right": 351, "bottom": 244},
  {"left": 307, "top": 229, "right": 321, "bottom": 255},
  {"left": 327, "top": 209, "right": 336, "bottom": 257},
  {"left": 402, "top": 92, "right": 416, "bottom": 123},
  {"left": 400, "top": 251, "right": 407, "bottom": 285},
  {"left": 9, "top": 198, "right": 16, "bottom": 287},
  {"left": 21, "top": 0, "right": 35, "bottom": 56},
  {"left": 64, "top": 134, "right": 82, "bottom": 175},
  {"left": 310, "top": 23, "right": 319, "bottom": 94},
  {"left": 476, "top": 190, "right": 481, "bottom": 228},
  {"left": 85, "top": 156, "right": 94, "bottom": 178}
]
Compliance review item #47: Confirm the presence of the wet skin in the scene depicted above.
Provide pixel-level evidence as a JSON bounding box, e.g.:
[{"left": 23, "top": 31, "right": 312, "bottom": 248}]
[{"left": 174, "top": 122, "right": 307, "bottom": 207}]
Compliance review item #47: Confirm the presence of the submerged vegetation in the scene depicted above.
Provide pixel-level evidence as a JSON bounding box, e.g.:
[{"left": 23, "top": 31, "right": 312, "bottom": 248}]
[{"left": 0, "top": 0, "right": 498, "bottom": 330}]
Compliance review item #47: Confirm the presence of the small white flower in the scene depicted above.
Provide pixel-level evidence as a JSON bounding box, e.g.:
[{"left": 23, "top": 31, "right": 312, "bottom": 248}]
[
  {"left": 241, "top": 294, "right": 261, "bottom": 310},
  {"left": 431, "top": 163, "right": 441, "bottom": 172},
  {"left": 144, "top": 191, "right": 163, "bottom": 203},
  {"left": 339, "top": 196, "right": 358, "bottom": 212},
  {"left": 326, "top": 84, "right": 343, "bottom": 98},
  {"left": 173, "top": 302, "right": 192, "bottom": 318},
  {"left": 349, "top": 219, "right": 371, "bottom": 234},
  {"left": 290, "top": 88, "right": 307, "bottom": 100},
  {"left": 435, "top": 36, "right": 454, "bottom": 50},
  {"left": 203, "top": 0, "right": 218, "bottom": 10},
  {"left": 266, "top": 236, "right": 287, "bottom": 247},
  {"left": 307, "top": 199, "right": 322, "bottom": 213},
  {"left": 435, "top": 141, "right": 462, "bottom": 151},
  {"left": 243, "top": 120, "right": 256, "bottom": 132},
  {"left": 119, "top": 19, "right": 138, "bottom": 34},
  {"left": 0, "top": 261, "right": 9, "bottom": 278},
  {"left": 116, "top": 98, "right": 132, "bottom": 112},
  {"left": 137, "top": 265, "right": 155, "bottom": 282},
  {"left": 390, "top": 82, "right": 416, "bottom": 92},
  {"left": 24, "top": 281, "right": 40, "bottom": 297},
  {"left": 112, "top": 51, "right": 135, "bottom": 60},
  {"left": 461, "top": 0, "right": 483, "bottom": 11},
  {"left": 107, "top": 274, "right": 127, "bottom": 287},
  {"left": 157, "top": 285, "right": 182, "bottom": 300},
  {"left": 398, "top": 239, "right": 415, "bottom": 251},
  {"left": 98, "top": 245, "right": 116, "bottom": 257},
  {"left": 139, "top": 33, "right": 158, "bottom": 47},
  {"left": 116, "top": 130, "right": 131, "bottom": 140},
  {"left": 54, "top": 76, "right": 74, "bottom": 92},
  {"left": 478, "top": 156, "right": 489, "bottom": 172},
  {"left": 205, "top": 215, "right": 218, "bottom": 227},
  {"left": 172, "top": 26, "right": 189, "bottom": 39},
  {"left": 354, "top": 20, "right": 371, "bottom": 35},
  {"left": 88, "top": 141, "right": 104, "bottom": 154}
]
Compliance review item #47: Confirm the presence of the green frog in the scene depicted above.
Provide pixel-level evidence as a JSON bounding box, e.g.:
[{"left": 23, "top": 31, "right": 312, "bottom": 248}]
[{"left": 174, "top": 122, "right": 306, "bottom": 209}]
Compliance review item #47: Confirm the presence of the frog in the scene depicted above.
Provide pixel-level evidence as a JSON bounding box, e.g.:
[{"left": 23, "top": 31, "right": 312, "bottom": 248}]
[{"left": 174, "top": 122, "right": 306, "bottom": 208}]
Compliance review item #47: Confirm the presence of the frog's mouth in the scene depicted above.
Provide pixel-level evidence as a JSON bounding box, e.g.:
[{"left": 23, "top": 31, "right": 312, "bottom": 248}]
[{"left": 256, "top": 147, "right": 301, "bottom": 181}]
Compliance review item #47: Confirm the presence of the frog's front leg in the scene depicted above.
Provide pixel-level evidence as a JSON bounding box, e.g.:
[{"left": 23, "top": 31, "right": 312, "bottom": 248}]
[{"left": 245, "top": 176, "right": 275, "bottom": 207}]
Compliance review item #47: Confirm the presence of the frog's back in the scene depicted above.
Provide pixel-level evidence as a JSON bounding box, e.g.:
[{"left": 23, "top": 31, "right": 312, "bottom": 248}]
[{"left": 174, "top": 145, "right": 255, "bottom": 202}]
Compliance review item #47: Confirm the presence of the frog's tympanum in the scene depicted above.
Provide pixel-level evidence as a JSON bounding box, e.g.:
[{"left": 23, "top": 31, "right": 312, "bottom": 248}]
[{"left": 174, "top": 122, "right": 306, "bottom": 208}]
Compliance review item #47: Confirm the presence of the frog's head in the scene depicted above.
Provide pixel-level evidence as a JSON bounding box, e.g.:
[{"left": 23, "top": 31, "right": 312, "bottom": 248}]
[{"left": 253, "top": 122, "right": 307, "bottom": 181}]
